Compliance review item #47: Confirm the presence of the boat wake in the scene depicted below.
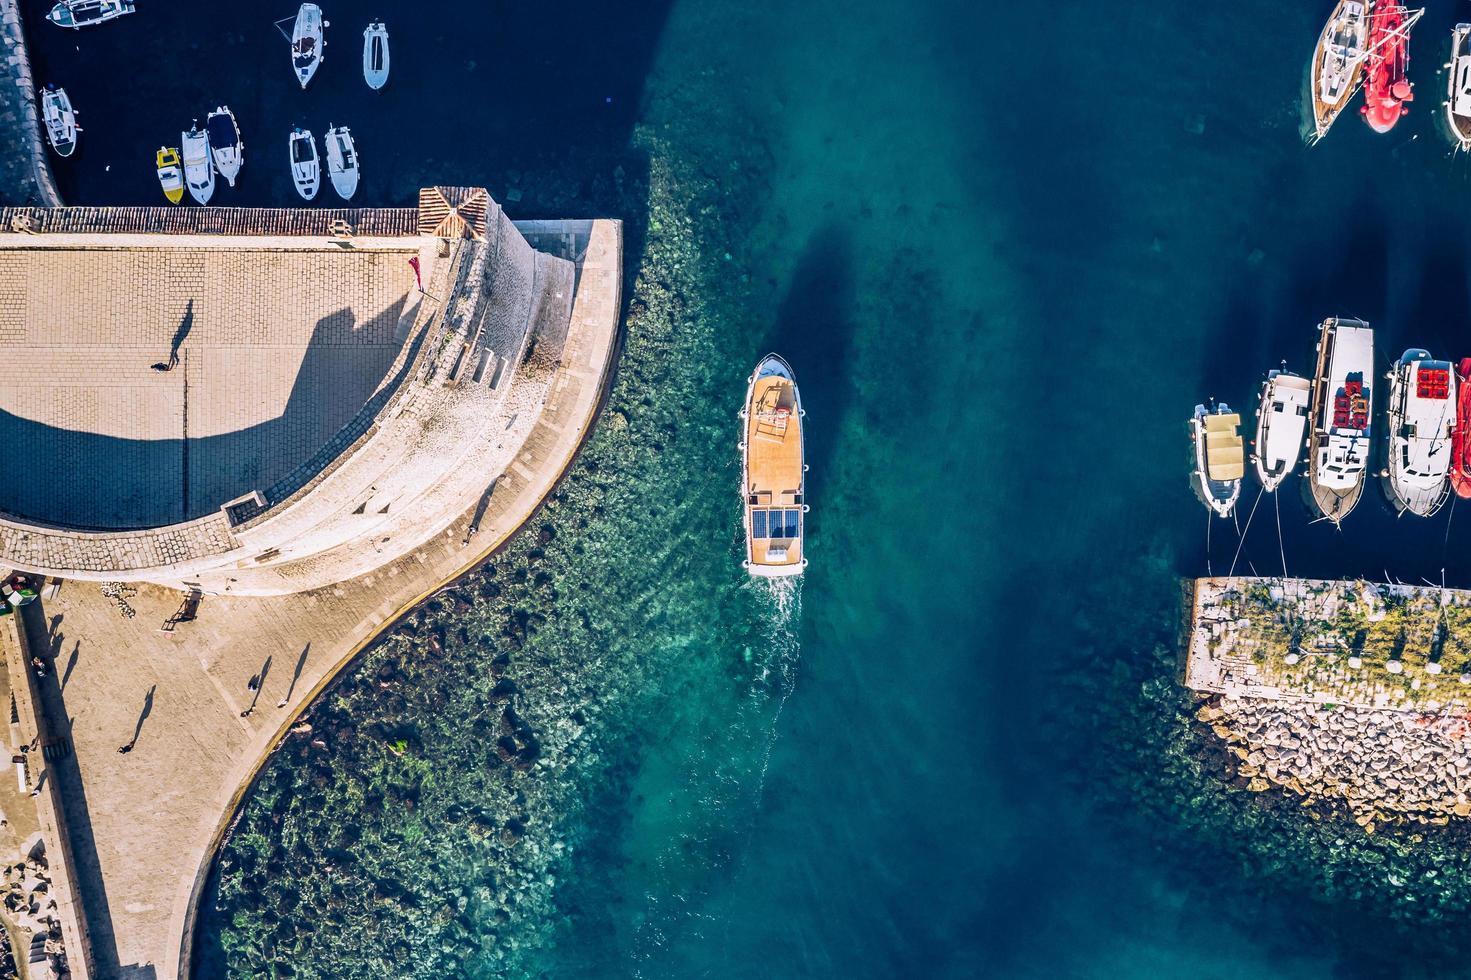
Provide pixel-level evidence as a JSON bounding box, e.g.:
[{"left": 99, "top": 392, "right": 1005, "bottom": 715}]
[{"left": 744, "top": 575, "right": 802, "bottom": 791}]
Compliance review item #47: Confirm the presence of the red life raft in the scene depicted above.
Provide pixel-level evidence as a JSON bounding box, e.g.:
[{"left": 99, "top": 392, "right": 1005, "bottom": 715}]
[{"left": 1361, "top": 5, "right": 1415, "bottom": 133}]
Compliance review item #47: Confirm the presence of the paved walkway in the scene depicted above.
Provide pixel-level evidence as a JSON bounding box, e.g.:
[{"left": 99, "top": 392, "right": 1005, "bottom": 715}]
[{"left": 13, "top": 219, "right": 620, "bottom": 978}]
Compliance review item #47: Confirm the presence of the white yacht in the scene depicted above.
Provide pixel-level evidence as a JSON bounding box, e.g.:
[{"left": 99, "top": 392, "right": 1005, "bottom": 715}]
[
  {"left": 46, "top": 0, "right": 133, "bottom": 29},
  {"left": 1310, "top": 0, "right": 1371, "bottom": 141},
  {"left": 1306, "top": 317, "right": 1374, "bottom": 524},
  {"left": 41, "top": 86, "right": 77, "bottom": 158},
  {"left": 363, "top": 22, "right": 390, "bottom": 90},
  {"left": 292, "top": 4, "right": 327, "bottom": 89},
  {"left": 1384, "top": 349, "right": 1455, "bottom": 517},
  {"left": 1252, "top": 367, "right": 1311, "bottom": 491},
  {"left": 325, "top": 125, "right": 359, "bottom": 200},
  {"left": 1447, "top": 24, "right": 1471, "bottom": 150},
  {"left": 1191, "top": 402, "right": 1244, "bottom": 518},
  {"left": 289, "top": 127, "right": 320, "bottom": 200},
  {"left": 206, "top": 106, "right": 244, "bottom": 188},
  {"left": 181, "top": 123, "right": 215, "bottom": 205},
  {"left": 741, "top": 354, "right": 807, "bottom": 577}
]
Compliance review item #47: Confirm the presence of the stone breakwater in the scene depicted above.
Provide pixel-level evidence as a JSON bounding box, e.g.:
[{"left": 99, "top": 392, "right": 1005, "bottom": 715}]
[
  {"left": 0, "top": 0, "right": 58, "bottom": 207},
  {"left": 1199, "top": 696, "right": 1471, "bottom": 833}
]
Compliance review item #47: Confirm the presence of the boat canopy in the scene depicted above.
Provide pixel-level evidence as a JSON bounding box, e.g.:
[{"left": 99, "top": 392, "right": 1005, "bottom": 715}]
[
  {"left": 1204, "top": 413, "right": 1244, "bottom": 481},
  {"left": 206, "top": 112, "right": 239, "bottom": 148}
]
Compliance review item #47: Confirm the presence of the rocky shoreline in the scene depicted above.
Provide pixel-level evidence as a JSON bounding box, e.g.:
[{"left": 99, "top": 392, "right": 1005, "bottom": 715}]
[{"left": 0, "top": 0, "right": 60, "bottom": 207}]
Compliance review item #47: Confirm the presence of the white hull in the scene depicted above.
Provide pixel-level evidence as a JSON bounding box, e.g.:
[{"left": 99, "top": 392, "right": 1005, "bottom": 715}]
[
  {"left": 47, "top": 0, "right": 134, "bottom": 29},
  {"left": 325, "top": 126, "right": 359, "bottom": 200},
  {"left": 363, "top": 24, "right": 390, "bottom": 90},
  {"left": 1252, "top": 370, "right": 1310, "bottom": 491},
  {"left": 206, "top": 107, "right": 243, "bottom": 188},
  {"left": 1192, "top": 404, "right": 1243, "bottom": 518},
  {"left": 1306, "top": 318, "right": 1373, "bottom": 524},
  {"left": 741, "top": 354, "right": 807, "bottom": 577},
  {"left": 41, "top": 88, "right": 77, "bottom": 158},
  {"left": 1310, "top": 0, "right": 1370, "bottom": 141},
  {"left": 1384, "top": 349, "right": 1455, "bottom": 518},
  {"left": 1447, "top": 24, "right": 1471, "bottom": 150},
  {"left": 292, "top": 4, "right": 325, "bottom": 89},
  {"left": 290, "top": 129, "right": 320, "bottom": 201},
  {"left": 181, "top": 127, "right": 214, "bottom": 205}
]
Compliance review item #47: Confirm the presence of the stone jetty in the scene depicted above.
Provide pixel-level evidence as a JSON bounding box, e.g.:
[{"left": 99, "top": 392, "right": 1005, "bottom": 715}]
[{"left": 0, "top": 0, "right": 59, "bottom": 207}]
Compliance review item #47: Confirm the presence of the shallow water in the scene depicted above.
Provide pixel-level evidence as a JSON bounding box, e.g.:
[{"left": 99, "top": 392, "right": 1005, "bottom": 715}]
[{"left": 30, "top": 0, "right": 1471, "bottom": 975}]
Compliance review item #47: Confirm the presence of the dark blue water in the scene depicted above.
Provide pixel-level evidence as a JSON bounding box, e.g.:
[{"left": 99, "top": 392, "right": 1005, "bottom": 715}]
[{"left": 29, "top": 0, "right": 1471, "bottom": 976}]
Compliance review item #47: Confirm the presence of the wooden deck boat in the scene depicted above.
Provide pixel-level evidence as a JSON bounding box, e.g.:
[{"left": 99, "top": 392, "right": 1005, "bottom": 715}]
[
  {"left": 289, "top": 127, "right": 319, "bottom": 201},
  {"left": 292, "top": 3, "right": 326, "bottom": 89},
  {"left": 1192, "top": 402, "right": 1243, "bottom": 518},
  {"left": 155, "top": 146, "right": 183, "bottom": 204},
  {"left": 46, "top": 0, "right": 133, "bottom": 29},
  {"left": 325, "top": 125, "right": 359, "bottom": 200},
  {"left": 1310, "top": 0, "right": 1372, "bottom": 141},
  {"left": 1382, "top": 349, "right": 1454, "bottom": 517},
  {"left": 206, "top": 106, "right": 243, "bottom": 188},
  {"left": 1252, "top": 367, "right": 1311, "bottom": 492},
  {"left": 1305, "top": 317, "right": 1374, "bottom": 525},
  {"left": 181, "top": 123, "right": 214, "bottom": 205},
  {"left": 363, "top": 22, "right": 390, "bottom": 90},
  {"left": 41, "top": 86, "right": 77, "bottom": 158},
  {"left": 740, "top": 354, "right": 807, "bottom": 577}
]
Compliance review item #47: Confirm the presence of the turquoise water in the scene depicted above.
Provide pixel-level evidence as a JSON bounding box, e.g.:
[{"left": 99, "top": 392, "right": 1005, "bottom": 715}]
[{"left": 20, "top": 0, "right": 1471, "bottom": 974}]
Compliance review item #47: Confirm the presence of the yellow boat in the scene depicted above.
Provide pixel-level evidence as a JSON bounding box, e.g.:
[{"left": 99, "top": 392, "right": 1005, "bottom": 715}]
[
  {"left": 156, "top": 146, "right": 184, "bottom": 204},
  {"left": 741, "top": 353, "right": 807, "bottom": 577}
]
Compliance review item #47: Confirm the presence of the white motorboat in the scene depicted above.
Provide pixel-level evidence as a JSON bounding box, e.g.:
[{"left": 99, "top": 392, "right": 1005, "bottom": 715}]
[
  {"left": 1305, "top": 317, "right": 1374, "bottom": 524},
  {"left": 741, "top": 354, "right": 808, "bottom": 577},
  {"left": 1383, "top": 349, "right": 1455, "bottom": 517},
  {"left": 1309, "top": 0, "right": 1371, "bottom": 142},
  {"left": 289, "top": 127, "right": 320, "bottom": 200},
  {"left": 1252, "top": 366, "right": 1311, "bottom": 492},
  {"left": 363, "top": 22, "right": 389, "bottom": 90},
  {"left": 46, "top": 0, "right": 133, "bottom": 29},
  {"left": 292, "top": 4, "right": 327, "bottom": 89},
  {"left": 1191, "top": 402, "right": 1244, "bottom": 518},
  {"left": 206, "top": 106, "right": 244, "bottom": 188},
  {"left": 41, "top": 86, "right": 77, "bottom": 158},
  {"left": 181, "top": 123, "right": 215, "bottom": 205},
  {"left": 1446, "top": 24, "right": 1471, "bottom": 150},
  {"left": 325, "top": 125, "right": 359, "bottom": 200}
]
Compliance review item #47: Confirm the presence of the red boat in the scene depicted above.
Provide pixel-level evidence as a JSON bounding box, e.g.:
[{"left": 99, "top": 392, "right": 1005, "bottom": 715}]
[
  {"left": 1361, "top": 5, "right": 1421, "bottom": 133},
  {"left": 1451, "top": 358, "right": 1471, "bottom": 499}
]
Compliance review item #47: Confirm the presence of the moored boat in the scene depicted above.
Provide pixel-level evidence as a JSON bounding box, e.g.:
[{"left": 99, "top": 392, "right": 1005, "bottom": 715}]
[
  {"left": 1452, "top": 359, "right": 1471, "bottom": 499},
  {"left": 1310, "top": 0, "right": 1371, "bottom": 141},
  {"left": 181, "top": 123, "right": 214, "bottom": 205},
  {"left": 1361, "top": 4, "right": 1423, "bottom": 133},
  {"left": 292, "top": 4, "right": 327, "bottom": 89},
  {"left": 206, "top": 106, "right": 243, "bottom": 188},
  {"left": 363, "top": 22, "right": 390, "bottom": 90},
  {"left": 1383, "top": 349, "right": 1455, "bottom": 517},
  {"left": 741, "top": 354, "right": 807, "bottom": 577},
  {"left": 1253, "top": 367, "right": 1311, "bottom": 492},
  {"left": 289, "top": 127, "right": 320, "bottom": 201},
  {"left": 1306, "top": 317, "right": 1374, "bottom": 525},
  {"left": 46, "top": 0, "right": 133, "bottom": 29},
  {"left": 1445, "top": 24, "right": 1471, "bottom": 150},
  {"left": 155, "top": 146, "right": 183, "bottom": 204},
  {"left": 1191, "top": 402, "right": 1244, "bottom": 518},
  {"left": 325, "top": 125, "right": 359, "bottom": 200},
  {"left": 40, "top": 86, "right": 77, "bottom": 158}
]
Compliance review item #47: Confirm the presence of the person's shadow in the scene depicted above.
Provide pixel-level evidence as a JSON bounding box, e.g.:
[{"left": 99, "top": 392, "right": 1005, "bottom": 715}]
[
  {"left": 168, "top": 300, "right": 194, "bottom": 367},
  {"left": 124, "top": 685, "right": 155, "bottom": 751}
]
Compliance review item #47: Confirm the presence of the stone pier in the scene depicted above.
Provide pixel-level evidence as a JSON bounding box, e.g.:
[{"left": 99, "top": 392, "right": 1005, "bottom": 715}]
[{"left": 0, "top": 0, "right": 60, "bottom": 207}]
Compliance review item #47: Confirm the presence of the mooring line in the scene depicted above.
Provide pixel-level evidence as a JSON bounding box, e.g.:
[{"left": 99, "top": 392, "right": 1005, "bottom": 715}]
[
  {"left": 1206, "top": 508, "right": 1213, "bottom": 578},
  {"left": 1275, "top": 489, "right": 1287, "bottom": 579},
  {"left": 1228, "top": 486, "right": 1265, "bottom": 578}
]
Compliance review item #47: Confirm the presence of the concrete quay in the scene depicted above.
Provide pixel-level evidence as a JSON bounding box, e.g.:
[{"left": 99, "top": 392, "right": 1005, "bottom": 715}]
[
  {"left": 0, "top": 216, "right": 619, "bottom": 977},
  {"left": 0, "top": 0, "right": 59, "bottom": 208}
]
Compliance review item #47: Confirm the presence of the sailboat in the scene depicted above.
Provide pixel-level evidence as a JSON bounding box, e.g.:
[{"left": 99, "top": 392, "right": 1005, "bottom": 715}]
[
  {"left": 41, "top": 86, "right": 77, "bottom": 157},
  {"left": 325, "top": 125, "right": 359, "bottom": 200},
  {"left": 363, "top": 22, "right": 389, "bottom": 90},
  {"left": 206, "top": 106, "right": 244, "bottom": 188},
  {"left": 290, "top": 4, "right": 327, "bottom": 89},
  {"left": 1309, "top": 0, "right": 1371, "bottom": 141},
  {"left": 1383, "top": 349, "right": 1454, "bottom": 517},
  {"left": 46, "top": 0, "right": 133, "bottom": 29},
  {"left": 289, "top": 127, "right": 320, "bottom": 200},
  {"left": 740, "top": 354, "right": 807, "bottom": 577},
  {"left": 181, "top": 123, "right": 215, "bottom": 205},
  {"left": 1305, "top": 317, "right": 1374, "bottom": 525},
  {"left": 1252, "top": 367, "right": 1311, "bottom": 492},
  {"left": 1361, "top": 4, "right": 1424, "bottom": 132},
  {"left": 155, "top": 146, "right": 184, "bottom": 204},
  {"left": 1445, "top": 24, "right": 1471, "bottom": 150}
]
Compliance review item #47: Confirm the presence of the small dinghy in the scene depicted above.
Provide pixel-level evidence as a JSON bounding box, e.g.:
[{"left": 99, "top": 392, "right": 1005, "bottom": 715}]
[
  {"left": 41, "top": 86, "right": 77, "bottom": 157},
  {"left": 1191, "top": 402, "right": 1244, "bottom": 518},
  {"left": 1383, "top": 349, "right": 1455, "bottom": 518},
  {"left": 1252, "top": 366, "right": 1311, "bottom": 492},
  {"left": 156, "top": 146, "right": 184, "bottom": 204},
  {"left": 289, "top": 127, "right": 320, "bottom": 200},
  {"left": 1305, "top": 317, "right": 1374, "bottom": 525},
  {"left": 1450, "top": 358, "right": 1471, "bottom": 499},
  {"left": 1445, "top": 24, "right": 1471, "bottom": 150},
  {"left": 290, "top": 4, "right": 327, "bottom": 89},
  {"left": 206, "top": 106, "right": 243, "bottom": 188},
  {"left": 46, "top": 0, "right": 134, "bottom": 29},
  {"left": 363, "top": 22, "right": 389, "bottom": 90},
  {"left": 325, "top": 125, "right": 359, "bottom": 200},
  {"left": 181, "top": 123, "right": 215, "bottom": 205}
]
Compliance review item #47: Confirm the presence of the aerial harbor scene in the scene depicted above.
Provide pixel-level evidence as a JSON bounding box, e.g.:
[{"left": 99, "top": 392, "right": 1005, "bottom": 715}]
[{"left": 16, "top": 0, "right": 1471, "bottom": 978}]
